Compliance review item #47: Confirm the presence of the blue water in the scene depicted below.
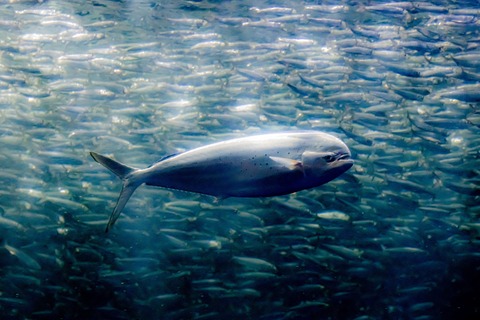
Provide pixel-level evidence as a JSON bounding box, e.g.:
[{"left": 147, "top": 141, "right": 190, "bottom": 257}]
[{"left": 0, "top": 1, "right": 479, "bottom": 319}]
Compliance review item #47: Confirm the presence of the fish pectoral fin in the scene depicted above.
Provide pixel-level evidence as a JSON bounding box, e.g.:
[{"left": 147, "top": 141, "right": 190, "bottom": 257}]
[{"left": 269, "top": 156, "right": 304, "bottom": 172}]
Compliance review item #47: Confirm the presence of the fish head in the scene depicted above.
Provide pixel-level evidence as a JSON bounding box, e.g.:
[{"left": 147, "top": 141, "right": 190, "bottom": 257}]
[{"left": 301, "top": 139, "right": 353, "bottom": 183}]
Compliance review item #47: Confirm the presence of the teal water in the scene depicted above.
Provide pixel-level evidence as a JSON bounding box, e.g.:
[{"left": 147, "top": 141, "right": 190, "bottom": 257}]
[{"left": 0, "top": 1, "right": 479, "bottom": 319}]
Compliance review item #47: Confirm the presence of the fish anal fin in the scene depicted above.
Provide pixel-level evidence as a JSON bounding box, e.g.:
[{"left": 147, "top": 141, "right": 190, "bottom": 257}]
[{"left": 214, "top": 195, "right": 229, "bottom": 203}]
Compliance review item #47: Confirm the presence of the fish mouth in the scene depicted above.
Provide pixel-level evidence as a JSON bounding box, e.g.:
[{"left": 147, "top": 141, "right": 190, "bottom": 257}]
[
  {"left": 338, "top": 153, "right": 353, "bottom": 162},
  {"left": 338, "top": 153, "right": 351, "bottom": 161},
  {"left": 337, "top": 153, "right": 354, "bottom": 168}
]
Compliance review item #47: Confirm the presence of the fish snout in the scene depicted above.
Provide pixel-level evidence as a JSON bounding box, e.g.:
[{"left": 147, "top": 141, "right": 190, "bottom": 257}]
[
  {"left": 335, "top": 152, "right": 354, "bottom": 171},
  {"left": 338, "top": 152, "right": 354, "bottom": 164}
]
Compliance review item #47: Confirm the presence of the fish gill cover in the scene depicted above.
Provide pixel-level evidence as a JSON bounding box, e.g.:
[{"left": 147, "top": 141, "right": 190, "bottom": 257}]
[{"left": 0, "top": 0, "right": 479, "bottom": 319}]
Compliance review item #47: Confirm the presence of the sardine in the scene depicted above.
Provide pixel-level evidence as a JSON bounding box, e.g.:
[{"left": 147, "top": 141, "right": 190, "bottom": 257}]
[{"left": 91, "top": 131, "right": 353, "bottom": 231}]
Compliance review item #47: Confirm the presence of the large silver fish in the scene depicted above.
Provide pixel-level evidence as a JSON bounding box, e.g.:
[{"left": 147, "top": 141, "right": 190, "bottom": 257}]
[{"left": 90, "top": 131, "right": 353, "bottom": 231}]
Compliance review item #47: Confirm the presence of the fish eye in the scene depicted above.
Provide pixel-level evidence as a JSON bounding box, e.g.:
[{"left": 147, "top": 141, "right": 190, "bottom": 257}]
[{"left": 323, "top": 154, "right": 336, "bottom": 163}]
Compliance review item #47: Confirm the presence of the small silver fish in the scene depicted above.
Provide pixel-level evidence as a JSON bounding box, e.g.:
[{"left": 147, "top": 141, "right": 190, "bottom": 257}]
[{"left": 90, "top": 131, "right": 353, "bottom": 232}]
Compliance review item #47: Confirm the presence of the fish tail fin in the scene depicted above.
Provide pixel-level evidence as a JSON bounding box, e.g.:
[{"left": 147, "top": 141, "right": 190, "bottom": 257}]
[
  {"left": 90, "top": 152, "right": 135, "bottom": 179},
  {"left": 89, "top": 152, "right": 141, "bottom": 232},
  {"left": 105, "top": 180, "right": 138, "bottom": 232}
]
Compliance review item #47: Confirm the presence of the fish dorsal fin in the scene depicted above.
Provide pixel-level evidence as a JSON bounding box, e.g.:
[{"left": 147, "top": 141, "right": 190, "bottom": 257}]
[
  {"left": 158, "top": 153, "right": 180, "bottom": 162},
  {"left": 269, "top": 156, "right": 303, "bottom": 171},
  {"left": 149, "top": 153, "right": 180, "bottom": 167}
]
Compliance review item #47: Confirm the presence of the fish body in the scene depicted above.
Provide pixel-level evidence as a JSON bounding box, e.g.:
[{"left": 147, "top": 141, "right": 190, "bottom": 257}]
[{"left": 90, "top": 131, "right": 353, "bottom": 231}]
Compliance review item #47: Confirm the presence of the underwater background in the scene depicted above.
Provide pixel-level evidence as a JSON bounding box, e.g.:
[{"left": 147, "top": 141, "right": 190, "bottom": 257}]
[{"left": 0, "top": 0, "right": 479, "bottom": 319}]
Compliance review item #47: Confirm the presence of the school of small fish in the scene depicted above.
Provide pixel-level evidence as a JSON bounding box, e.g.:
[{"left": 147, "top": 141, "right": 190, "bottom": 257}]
[{"left": 0, "top": 1, "right": 478, "bottom": 319}]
